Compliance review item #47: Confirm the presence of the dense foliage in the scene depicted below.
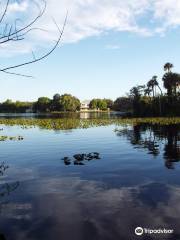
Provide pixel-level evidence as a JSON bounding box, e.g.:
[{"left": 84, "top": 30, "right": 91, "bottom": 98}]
[
  {"left": 34, "top": 94, "right": 80, "bottom": 112},
  {"left": 89, "top": 99, "right": 108, "bottom": 110},
  {"left": 126, "top": 63, "right": 180, "bottom": 117},
  {"left": 113, "top": 97, "right": 132, "bottom": 112},
  {"left": 0, "top": 100, "right": 33, "bottom": 113},
  {"left": 0, "top": 93, "right": 81, "bottom": 113}
]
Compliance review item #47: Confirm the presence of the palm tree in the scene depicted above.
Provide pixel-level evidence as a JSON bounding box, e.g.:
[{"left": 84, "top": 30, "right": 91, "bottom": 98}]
[
  {"left": 162, "top": 73, "right": 173, "bottom": 96},
  {"left": 144, "top": 87, "right": 151, "bottom": 97},
  {"left": 147, "top": 76, "right": 162, "bottom": 115},
  {"left": 130, "top": 85, "right": 145, "bottom": 99},
  {"left": 147, "top": 79, "right": 154, "bottom": 98},
  {"left": 162, "top": 72, "right": 180, "bottom": 97},
  {"left": 147, "top": 76, "right": 162, "bottom": 98},
  {"left": 129, "top": 85, "right": 145, "bottom": 116},
  {"left": 151, "top": 76, "right": 162, "bottom": 116},
  {"left": 171, "top": 73, "right": 180, "bottom": 96},
  {"left": 152, "top": 76, "right": 162, "bottom": 95},
  {"left": 164, "top": 63, "right": 174, "bottom": 73}
]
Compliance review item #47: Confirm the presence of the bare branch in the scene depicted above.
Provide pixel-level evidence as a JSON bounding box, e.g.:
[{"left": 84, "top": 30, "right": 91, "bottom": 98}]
[
  {"left": 2, "top": 22, "right": 8, "bottom": 36},
  {"left": 0, "top": 0, "right": 46, "bottom": 42},
  {"left": 15, "top": 27, "right": 50, "bottom": 40},
  {"left": 1, "top": 70, "right": 33, "bottom": 78},
  {"left": 1, "top": 12, "right": 68, "bottom": 72},
  {"left": 0, "top": 0, "right": 9, "bottom": 24},
  {"left": 31, "top": 50, "right": 36, "bottom": 60},
  {"left": 0, "top": 0, "right": 67, "bottom": 77}
]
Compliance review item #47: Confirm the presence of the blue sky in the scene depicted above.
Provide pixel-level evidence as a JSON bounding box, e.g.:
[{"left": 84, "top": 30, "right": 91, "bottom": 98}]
[{"left": 1, "top": 0, "right": 180, "bottom": 101}]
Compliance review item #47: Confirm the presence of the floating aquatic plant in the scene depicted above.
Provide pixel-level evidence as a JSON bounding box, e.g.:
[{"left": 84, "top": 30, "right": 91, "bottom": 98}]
[
  {"left": 62, "top": 152, "right": 101, "bottom": 166},
  {"left": 0, "top": 136, "right": 8, "bottom": 141},
  {"left": 0, "top": 136, "right": 24, "bottom": 141},
  {"left": 0, "top": 118, "right": 180, "bottom": 131}
]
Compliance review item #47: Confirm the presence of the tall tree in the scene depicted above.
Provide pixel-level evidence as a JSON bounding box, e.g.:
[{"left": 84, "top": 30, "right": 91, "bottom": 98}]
[
  {"left": 147, "top": 79, "right": 155, "bottom": 98},
  {"left": 51, "top": 93, "right": 61, "bottom": 111},
  {"left": 151, "top": 76, "right": 162, "bottom": 116},
  {"left": 162, "top": 72, "right": 180, "bottom": 97},
  {"left": 152, "top": 75, "right": 162, "bottom": 96},
  {"left": 130, "top": 85, "right": 145, "bottom": 99},
  {"left": 144, "top": 87, "right": 151, "bottom": 97},
  {"left": 164, "top": 63, "right": 174, "bottom": 73},
  {"left": 34, "top": 97, "right": 51, "bottom": 112},
  {"left": 113, "top": 97, "right": 132, "bottom": 111},
  {"left": 59, "top": 94, "right": 80, "bottom": 112},
  {"left": 53, "top": 94, "right": 61, "bottom": 102},
  {"left": 129, "top": 85, "right": 145, "bottom": 116}
]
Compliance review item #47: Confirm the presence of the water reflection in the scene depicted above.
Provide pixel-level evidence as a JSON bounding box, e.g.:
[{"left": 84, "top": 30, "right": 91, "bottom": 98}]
[
  {"left": 0, "top": 178, "right": 180, "bottom": 240},
  {"left": 0, "top": 163, "right": 19, "bottom": 240},
  {"left": 0, "top": 162, "right": 9, "bottom": 176},
  {"left": 115, "top": 124, "right": 180, "bottom": 169},
  {"left": 0, "top": 121, "right": 180, "bottom": 239},
  {"left": 0, "top": 112, "right": 123, "bottom": 119},
  {"left": 0, "top": 182, "right": 19, "bottom": 199},
  {"left": 0, "top": 162, "right": 19, "bottom": 202}
]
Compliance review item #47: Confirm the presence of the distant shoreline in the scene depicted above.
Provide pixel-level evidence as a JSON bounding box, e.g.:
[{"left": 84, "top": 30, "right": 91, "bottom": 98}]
[
  {"left": 0, "top": 111, "right": 128, "bottom": 116},
  {"left": 0, "top": 111, "right": 117, "bottom": 115}
]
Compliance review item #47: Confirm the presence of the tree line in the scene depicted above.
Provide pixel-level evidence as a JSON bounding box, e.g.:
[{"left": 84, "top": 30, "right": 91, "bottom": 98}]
[
  {"left": 126, "top": 62, "right": 180, "bottom": 116},
  {"left": 1, "top": 62, "right": 180, "bottom": 116},
  {"left": 0, "top": 94, "right": 80, "bottom": 113},
  {"left": 0, "top": 95, "right": 114, "bottom": 113}
]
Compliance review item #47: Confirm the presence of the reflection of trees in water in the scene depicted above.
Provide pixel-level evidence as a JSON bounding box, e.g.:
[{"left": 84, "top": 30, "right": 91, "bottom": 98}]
[
  {"left": 0, "top": 163, "right": 19, "bottom": 240},
  {"left": 0, "top": 163, "right": 9, "bottom": 176},
  {"left": 115, "top": 124, "right": 180, "bottom": 169},
  {"left": 115, "top": 125, "right": 160, "bottom": 156},
  {"left": 0, "top": 182, "right": 19, "bottom": 198},
  {"left": 0, "top": 162, "right": 19, "bottom": 199},
  {"left": 163, "top": 126, "right": 180, "bottom": 169}
]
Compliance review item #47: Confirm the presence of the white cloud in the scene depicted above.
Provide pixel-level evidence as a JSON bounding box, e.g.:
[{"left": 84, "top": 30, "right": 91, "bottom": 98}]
[
  {"left": 8, "top": 1, "right": 28, "bottom": 13},
  {"left": 41, "top": 0, "right": 180, "bottom": 40},
  {"left": 1, "top": 0, "right": 180, "bottom": 57},
  {"left": 153, "top": 0, "right": 180, "bottom": 26},
  {"left": 37, "top": 0, "right": 151, "bottom": 43},
  {"left": 0, "top": 41, "right": 32, "bottom": 58}
]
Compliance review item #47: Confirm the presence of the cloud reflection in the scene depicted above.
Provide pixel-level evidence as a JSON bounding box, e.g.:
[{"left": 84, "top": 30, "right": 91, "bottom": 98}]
[{"left": 0, "top": 177, "right": 180, "bottom": 240}]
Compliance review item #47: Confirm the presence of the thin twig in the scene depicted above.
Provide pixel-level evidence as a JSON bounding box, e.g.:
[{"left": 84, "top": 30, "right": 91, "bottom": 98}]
[
  {"left": 1, "top": 12, "right": 68, "bottom": 71},
  {"left": 0, "top": 0, "right": 9, "bottom": 24}
]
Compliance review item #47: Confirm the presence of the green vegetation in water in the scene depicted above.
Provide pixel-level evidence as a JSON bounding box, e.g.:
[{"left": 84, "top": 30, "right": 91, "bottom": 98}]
[
  {"left": 62, "top": 152, "right": 101, "bottom": 166},
  {"left": 0, "top": 135, "right": 24, "bottom": 141},
  {"left": 0, "top": 118, "right": 180, "bottom": 131}
]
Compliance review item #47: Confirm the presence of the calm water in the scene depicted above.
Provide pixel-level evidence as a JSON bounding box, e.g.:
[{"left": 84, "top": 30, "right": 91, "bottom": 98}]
[
  {"left": 0, "top": 117, "right": 180, "bottom": 240},
  {"left": 0, "top": 112, "right": 124, "bottom": 119}
]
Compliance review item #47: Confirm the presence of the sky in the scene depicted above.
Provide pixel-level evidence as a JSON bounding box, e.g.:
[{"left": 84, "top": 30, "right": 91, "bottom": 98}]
[{"left": 1, "top": 0, "right": 180, "bottom": 102}]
